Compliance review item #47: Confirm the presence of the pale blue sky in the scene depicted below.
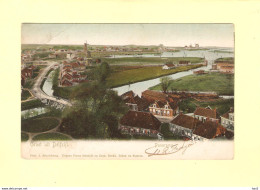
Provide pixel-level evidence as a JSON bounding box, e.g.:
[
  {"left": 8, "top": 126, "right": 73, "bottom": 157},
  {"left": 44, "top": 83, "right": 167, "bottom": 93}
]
[{"left": 22, "top": 24, "right": 234, "bottom": 47}]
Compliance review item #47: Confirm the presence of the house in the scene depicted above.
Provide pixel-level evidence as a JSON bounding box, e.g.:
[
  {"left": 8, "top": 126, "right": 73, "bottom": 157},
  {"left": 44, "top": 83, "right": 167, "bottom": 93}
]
[
  {"left": 21, "top": 67, "right": 33, "bottom": 78},
  {"left": 179, "top": 61, "right": 191, "bottom": 65},
  {"left": 220, "top": 108, "right": 234, "bottom": 131},
  {"left": 141, "top": 90, "right": 178, "bottom": 104},
  {"left": 170, "top": 114, "right": 227, "bottom": 140},
  {"left": 121, "top": 90, "right": 135, "bottom": 100},
  {"left": 212, "top": 64, "right": 217, "bottom": 70},
  {"left": 66, "top": 53, "right": 75, "bottom": 60},
  {"left": 170, "top": 114, "right": 202, "bottom": 140},
  {"left": 60, "top": 78, "right": 73, "bottom": 87},
  {"left": 162, "top": 63, "right": 175, "bottom": 70},
  {"left": 123, "top": 95, "right": 150, "bottom": 111},
  {"left": 149, "top": 100, "right": 179, "bottom": 117},
  {"left": 219, "top": 65, "right": 234, "bottom": 73},
  {"left": 119, "top": 111, "right": 161, "bottom": 137},
  {"left": 194, "top": 106, "right": 219, "bottom": 123}
]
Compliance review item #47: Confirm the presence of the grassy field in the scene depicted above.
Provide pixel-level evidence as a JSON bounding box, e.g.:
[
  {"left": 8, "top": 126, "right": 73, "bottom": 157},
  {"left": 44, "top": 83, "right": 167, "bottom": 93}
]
[
  {"left": 210, "top": 50, "right": 233, "bottom": 54},
  {"left": 21, "top": 89, "right": 32, "bottom": 100},
  {"left": 21, "top": 117, "right": 60, "bottom": 133},
  {"left": 215, "top": 57, "right": 234, "bottom": 62},
  {"left": 107, "top": 64, "right": 203, "bottom": 88},
  {"left": 178, "top": 98, "right": 234, "bottom": 115},
  {"left": 150, "top": 73, "right": 234, "bottom": 95},
  {"left": 101, "top": 57, "right": 204, "bottom": 65},
  {"left": 32, "top": 133, "right": 71, "bottom": 141},
  {"left": 21, "top": 99, "right": 45, "bottom": 111}
]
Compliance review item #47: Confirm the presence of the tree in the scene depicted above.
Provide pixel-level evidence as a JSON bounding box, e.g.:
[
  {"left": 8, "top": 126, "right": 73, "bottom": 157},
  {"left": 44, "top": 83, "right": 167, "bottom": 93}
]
[
  {"left": 61, "top": 63, "right": 128, "bottom": 139},
  {"left": 160, "top": 76, "right": 171, "bottom": 93}
]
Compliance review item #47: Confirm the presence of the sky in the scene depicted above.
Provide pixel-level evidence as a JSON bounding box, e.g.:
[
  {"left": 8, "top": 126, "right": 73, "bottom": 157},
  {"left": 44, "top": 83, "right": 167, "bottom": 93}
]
[{"left": 21, "top": 24, "right": 234, "bottom": 47}]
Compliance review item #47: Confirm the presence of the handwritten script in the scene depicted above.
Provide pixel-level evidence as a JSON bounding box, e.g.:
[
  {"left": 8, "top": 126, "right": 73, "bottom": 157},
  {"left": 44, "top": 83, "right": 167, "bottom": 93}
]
[{"left": 145, "top": 141, "right": 196, "bottom": 157}]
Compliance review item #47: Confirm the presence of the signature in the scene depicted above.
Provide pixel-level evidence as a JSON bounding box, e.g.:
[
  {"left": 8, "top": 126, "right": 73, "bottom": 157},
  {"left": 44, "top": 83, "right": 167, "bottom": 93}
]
[{"left": 145, "top": 141, "right": 196, "bottom": 157}]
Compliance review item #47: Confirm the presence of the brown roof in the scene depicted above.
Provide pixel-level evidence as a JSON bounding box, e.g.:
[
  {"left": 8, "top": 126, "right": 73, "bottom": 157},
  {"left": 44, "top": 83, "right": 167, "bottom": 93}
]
[
  {"left": 165, "top": 63, "right": 175, "bottom": 67},
  {"left": 171, "top": 114, "right": 201, "bottom": 130},
  {"left": 193, "top": 121, "right": 226, "bottom": 139},
  {"left": 194, "top": 107, "right": 217, "bottom": 119},
  {"left": 171, "top": 114, "right": 226, "bottom": 139},
  {"left": 124, "top": 95, "right": 150, "bottom": 111},
  {"left": 142, "top": 90, "right": 173, "bottom": 103},
  {"left": 121, "top": 90, "right": 135, "bottom": 100},
  {"left": 120, "top": 111, "right": 161, "bottom": 130}
]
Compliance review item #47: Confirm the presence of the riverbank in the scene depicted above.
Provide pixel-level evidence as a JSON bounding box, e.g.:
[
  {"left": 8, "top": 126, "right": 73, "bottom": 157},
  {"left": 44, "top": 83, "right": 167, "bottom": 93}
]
[
  {"left": 107, "top": 64, "right": 203, "bottom": 88},
  {"left": 149, "top": 72, "right": 234, "bottom": 95}
]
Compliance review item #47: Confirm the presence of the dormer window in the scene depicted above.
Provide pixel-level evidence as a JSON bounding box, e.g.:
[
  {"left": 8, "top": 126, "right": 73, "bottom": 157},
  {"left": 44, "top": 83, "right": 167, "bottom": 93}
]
[{"left": 165, "top": 105, "right": 168, "bottom": 109}]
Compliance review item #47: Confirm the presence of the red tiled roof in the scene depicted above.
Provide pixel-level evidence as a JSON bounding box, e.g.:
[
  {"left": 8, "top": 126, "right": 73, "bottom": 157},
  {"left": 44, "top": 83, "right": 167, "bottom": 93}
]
[
  {"left": 193, "top": 121, "right": 226, "bottom": 139},
  {"left": 142, "top": 90, "right": 174, "bottom": 103},
  {"left": 171, "top": 114, "right": 201, "bottom": 130},
  {"left": 120, "top": 111, "right": 161, "bottom": 130},
  {"left": 121, "top": 91, "right": 135, "bottom": 100},
  {"left": 194, "top": 107, "right": 217, "bottom": 119}
]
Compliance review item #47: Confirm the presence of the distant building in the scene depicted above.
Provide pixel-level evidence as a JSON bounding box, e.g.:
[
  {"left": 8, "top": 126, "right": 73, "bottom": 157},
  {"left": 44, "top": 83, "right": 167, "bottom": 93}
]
[
  {"left": 194, "top": 106, "right": 219, "bottom": 123},
  {"left": 178, "top": 60, "right": 191, "bottom": 65},
  {"left": 149, "top": 100, "right": 179, "bottom": 117},
  {"left": 220, "top": 107, "right": 234, "bottom": 131},
  {"left": 121, "top": 91, "right": 149, "bottom": 111},
  {"left": 141, "top": 90, "right": 179, "bottom": 104},
  {"left": 195, "top": 44, "right": 199, "bottom": 48},
  {"left": 119, "top": 111, "right": 162, "bottom": 137},
  {"left": 169, "top": 114, "right": 227, "bottom": 140},
  {"left": 66, "top": 53, "right": 75, "bottom": 60},
  {"left": 162, "top": 63, "right": 175, "bottom": 70}
]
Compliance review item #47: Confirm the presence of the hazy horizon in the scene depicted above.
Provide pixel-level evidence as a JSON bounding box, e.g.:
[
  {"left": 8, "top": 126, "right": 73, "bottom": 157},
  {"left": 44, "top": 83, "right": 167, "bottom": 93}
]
[{"left": 22, "top": 24, "right": 234, "bottom": 47}]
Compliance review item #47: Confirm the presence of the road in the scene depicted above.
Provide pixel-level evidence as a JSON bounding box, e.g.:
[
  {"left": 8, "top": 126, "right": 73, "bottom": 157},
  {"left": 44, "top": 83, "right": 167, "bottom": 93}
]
[{"left": 32, "top": 61, "right": 71, "bottom": 106}]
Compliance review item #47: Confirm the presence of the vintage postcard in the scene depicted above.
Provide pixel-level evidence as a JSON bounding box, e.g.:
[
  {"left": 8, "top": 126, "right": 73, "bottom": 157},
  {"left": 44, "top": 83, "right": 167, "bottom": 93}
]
[{"left": 21, "top": 23, "right": 234, "bottom": 159}]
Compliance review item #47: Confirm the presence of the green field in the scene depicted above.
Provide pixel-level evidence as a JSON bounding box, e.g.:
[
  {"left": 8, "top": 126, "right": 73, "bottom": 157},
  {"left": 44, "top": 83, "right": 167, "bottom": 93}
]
[
  {"left": 178, "top": 98, "right": 234, "bottom": 115},
  {"left": 210, "top": 50, "right": 233, "bottom": 54},
  {"left": 215, "top": 57, "right": 234, "bottom": 62},
  {"left": 107, "top": 64, "right": 203, "bottom": 88},
  {"left": 32, "top": 132, "right": 71, "bottom": 141},
  {"left": 22, "top": 117, "right": 60, "bottom": 133},
  {"left": 21, "top": 99, "right": 45, "bottom": 111},
  {"left": 101, "top": 57, "right": 204, "bottom": 65},
  {"left": 150, "top": 73, "right": 234, "bottom": 95}
]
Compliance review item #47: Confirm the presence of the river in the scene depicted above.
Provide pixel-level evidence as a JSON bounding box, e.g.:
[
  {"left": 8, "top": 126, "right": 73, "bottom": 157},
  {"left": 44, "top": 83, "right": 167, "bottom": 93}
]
[
  {"left": 42, "top": 70, "right": 55, "bottom": 97},
  {"left": 112, "top": 48, "right": 234, "bottom": 96}
]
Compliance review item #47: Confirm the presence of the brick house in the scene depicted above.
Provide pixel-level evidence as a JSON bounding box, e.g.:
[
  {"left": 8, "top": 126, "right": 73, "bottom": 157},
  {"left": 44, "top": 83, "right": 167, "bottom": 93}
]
[
  {"left": 220, "top": 107, "right": 234, "bottom": 131},
  {"left": 149, "top": 100, "right": 179, "bottom": 117},
  {"left": 119, "top": 111, "right": 162, "bottom": 138},
  {"left": 194, "top": 106, "right": 219, "bottom": 123},
  {"left": 170, "top": 114, "right": 227, "bottom": 140}
]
